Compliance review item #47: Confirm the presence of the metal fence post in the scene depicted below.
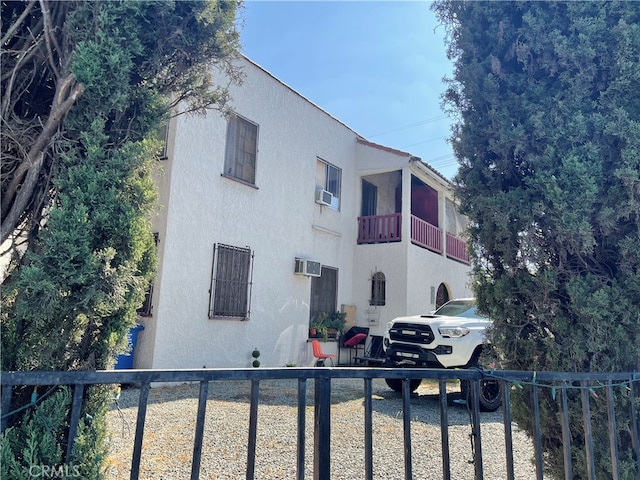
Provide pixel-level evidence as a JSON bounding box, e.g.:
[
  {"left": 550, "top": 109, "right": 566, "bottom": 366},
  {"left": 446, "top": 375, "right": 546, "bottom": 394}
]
[{"left": 314, "top": 373, "right": 331, "bottom": 480}]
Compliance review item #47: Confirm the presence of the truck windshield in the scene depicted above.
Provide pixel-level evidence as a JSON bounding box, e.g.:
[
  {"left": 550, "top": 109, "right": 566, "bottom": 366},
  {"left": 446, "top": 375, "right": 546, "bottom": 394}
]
[{"left": 433, "top": 301, "right": 479, "bottom": 318}]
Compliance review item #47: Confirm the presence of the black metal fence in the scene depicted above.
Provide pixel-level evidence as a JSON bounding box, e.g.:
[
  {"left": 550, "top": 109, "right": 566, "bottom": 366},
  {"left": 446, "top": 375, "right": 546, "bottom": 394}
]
[{"left": 2, "top": 367, "right": 639, "bottom": 480}]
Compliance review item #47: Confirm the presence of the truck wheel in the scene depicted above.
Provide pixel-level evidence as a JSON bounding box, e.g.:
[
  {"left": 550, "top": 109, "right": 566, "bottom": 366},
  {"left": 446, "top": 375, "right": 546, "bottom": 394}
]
[
  {"left": 385, "top": 378, "right": 422, "bottom": 393},
  {"left": 460, "top": 379, "right": 502, "bottom": 412}
]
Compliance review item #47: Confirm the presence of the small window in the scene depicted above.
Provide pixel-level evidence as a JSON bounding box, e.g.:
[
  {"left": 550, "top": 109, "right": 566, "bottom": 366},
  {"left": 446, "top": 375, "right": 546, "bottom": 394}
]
[
  {"left": 435, "top": 283, "right": 450, "bottom": 309},
  {"left": 316, "top": 158, "right": 341, "bottom": 209},
  {"left": 209, "top": 243, "right": 254, "bottom": 319},
  {"left": 224, "top": 114, "right": 258, "bottom": 185},
  {"left": 370, "top": 271, "right": 386, "bottom": 306},
  {"left": 158, "top": 121, "right": 169, "bottom": 160},
  {"left": 137, "top": 233, "right": 159, "bottom": 316}
]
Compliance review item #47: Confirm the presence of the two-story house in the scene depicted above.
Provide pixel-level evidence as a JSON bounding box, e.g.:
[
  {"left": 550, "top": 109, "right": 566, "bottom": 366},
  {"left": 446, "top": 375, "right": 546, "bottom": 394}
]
[{"left": 133, "top": 56, "right": 472, "bottom": 369}]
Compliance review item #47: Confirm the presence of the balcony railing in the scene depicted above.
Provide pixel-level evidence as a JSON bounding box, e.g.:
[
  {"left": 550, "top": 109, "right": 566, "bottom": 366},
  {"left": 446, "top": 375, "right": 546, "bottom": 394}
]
[
  {"left": 357, "top": 213, "right": 401, "bottom": 244},
  {"left": 446, "top": 232, "right": 470, "bottom": 264},
  {"left": 358, "top": 215, "right": 470, "bottom": 264},
  {"left": 411, "top": 215, "right": 442, "bottom": 253}
]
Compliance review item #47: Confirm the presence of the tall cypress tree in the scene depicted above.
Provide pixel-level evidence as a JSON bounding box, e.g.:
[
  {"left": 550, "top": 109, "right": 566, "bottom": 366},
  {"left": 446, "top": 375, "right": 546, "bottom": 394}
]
[
  {"left": 1, "top": 1, "right": 241, "bottom": 477},
  {"left": 434, "top": 1, "right": 640, "bottom": 478}
]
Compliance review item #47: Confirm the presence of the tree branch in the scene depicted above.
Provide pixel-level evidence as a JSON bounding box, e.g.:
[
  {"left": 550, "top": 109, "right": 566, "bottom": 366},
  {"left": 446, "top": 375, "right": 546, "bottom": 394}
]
[
  {"left": 1, "top": 74, "right": 83, "bottom": 243},
  {"left": 38, "top": 0, "right": 61, "bottom": 79},
  {"left": 0, "top": 1, "right": 37, "bottom": 47}
]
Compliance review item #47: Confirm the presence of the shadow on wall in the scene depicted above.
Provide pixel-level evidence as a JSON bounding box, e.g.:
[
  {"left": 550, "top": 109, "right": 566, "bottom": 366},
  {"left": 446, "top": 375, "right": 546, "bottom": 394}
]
[{"left": 273, "top": 324, "right": 314, "bottom": 367}]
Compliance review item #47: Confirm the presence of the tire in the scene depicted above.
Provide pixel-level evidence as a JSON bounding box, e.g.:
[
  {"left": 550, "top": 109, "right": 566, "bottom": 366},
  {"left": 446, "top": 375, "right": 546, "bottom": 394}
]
[
  {"left": 385, "top": 378, "right": 422, "bottom": 393},
  {"left": 461, "top": 379, "right": 502, "bottom": 412}
]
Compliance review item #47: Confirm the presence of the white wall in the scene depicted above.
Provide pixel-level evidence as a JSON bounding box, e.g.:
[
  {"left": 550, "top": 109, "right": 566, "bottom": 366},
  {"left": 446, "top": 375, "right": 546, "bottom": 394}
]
[
  {"left": 405, "top": 246, "right": 473, "bottom": 316},
  {"left": 137, "top": 59, "right": 360, "bottom": 369}
]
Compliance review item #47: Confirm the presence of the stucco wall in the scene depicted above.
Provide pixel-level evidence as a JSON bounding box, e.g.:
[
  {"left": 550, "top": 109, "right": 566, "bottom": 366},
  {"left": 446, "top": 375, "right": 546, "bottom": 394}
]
[
  {"left": 135, "top": 57, "right": 472, "bottom": 370},
  {"left": 404, "top": 246, "right": 473, "bottom": 316},
  {"left": 137, "top": 59, "right": 360, "bottom": 369}
]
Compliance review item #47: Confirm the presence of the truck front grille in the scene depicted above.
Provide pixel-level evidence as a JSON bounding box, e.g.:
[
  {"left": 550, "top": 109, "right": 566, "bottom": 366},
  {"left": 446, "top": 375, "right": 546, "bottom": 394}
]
[{"left": 389, "top": 323, "right": 435, "bottom": 345}]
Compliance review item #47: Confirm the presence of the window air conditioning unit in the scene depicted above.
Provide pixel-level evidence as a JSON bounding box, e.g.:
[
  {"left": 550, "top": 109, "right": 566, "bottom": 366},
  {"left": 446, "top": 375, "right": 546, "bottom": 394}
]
[
  {"left": 315, "top": 189, "right": 333, "bottom": 206},
  {"left": 294, "top": 258, "right": 322, "bottom": 277}
]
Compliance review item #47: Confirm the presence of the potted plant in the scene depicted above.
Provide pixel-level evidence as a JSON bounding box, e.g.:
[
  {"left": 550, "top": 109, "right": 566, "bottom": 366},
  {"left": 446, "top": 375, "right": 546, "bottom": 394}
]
[
  {"left": 310, "top": 311, "right": 346, "bottom": 340},
  {"left": 310, "top": 314, "right": 330, "bottom": 341},
  {"left": 310, "top": 318, "right": 324, "bottom": 338},
  {"left": 325, "top": 311, "right": 346, "bottom": 339}
]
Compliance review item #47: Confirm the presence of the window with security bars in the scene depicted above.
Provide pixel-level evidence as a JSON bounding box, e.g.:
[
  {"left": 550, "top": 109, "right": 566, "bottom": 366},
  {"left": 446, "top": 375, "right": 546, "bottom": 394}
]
[
  {"left": 370, "top": 271, "right": 386, "bottom": 306},
  {"left": 224, "top": 114, "right": 258, "bottom": 185},
  {"left": 209, "top": 243, "right": 254, "bottom": 319}
]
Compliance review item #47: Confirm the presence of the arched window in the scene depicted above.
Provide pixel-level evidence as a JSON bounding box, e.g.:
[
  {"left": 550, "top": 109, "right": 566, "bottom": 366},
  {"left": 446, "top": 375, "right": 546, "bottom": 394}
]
[
  {"left": 436, "top": 283, "right": 450, "bottom": 308},
  {"left": 370, "top": 272, "right": 386, "bottom": 306}
]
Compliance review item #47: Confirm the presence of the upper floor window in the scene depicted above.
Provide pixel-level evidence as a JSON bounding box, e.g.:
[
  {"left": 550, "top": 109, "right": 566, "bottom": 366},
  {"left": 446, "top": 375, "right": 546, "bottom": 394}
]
[
  {"left": 316, "top": 158, "right": 341, "bottom": 210},
  {"left": 224, "top": 114, "right": 258, "bottom": 185},
  {"left": 209, "top": 243, "right": 254, "bottom": 320},
  {"left": 370, "top": 271, "right": 386, "bottom": 306}
]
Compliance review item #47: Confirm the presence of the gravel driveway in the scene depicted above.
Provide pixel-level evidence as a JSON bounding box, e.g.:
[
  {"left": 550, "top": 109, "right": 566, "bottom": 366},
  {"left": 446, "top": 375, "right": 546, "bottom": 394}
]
[{"left": 105, "top": 378, "right": 536, "bottom": 479}]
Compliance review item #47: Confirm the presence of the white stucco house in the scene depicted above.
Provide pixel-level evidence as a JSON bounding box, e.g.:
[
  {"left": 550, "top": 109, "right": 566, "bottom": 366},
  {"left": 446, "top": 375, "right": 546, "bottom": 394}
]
[{"left": 133, "top": 56, "right": 472, "bottom": 369}]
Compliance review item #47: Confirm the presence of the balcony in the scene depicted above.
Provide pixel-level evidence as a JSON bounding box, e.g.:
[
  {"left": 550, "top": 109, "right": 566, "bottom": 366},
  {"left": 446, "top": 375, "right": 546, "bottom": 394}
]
[
  {"left": 357, "top": 213, "right": 401, "bottom": 244},
  {"left": 357, "top": 214, "right": 470, "bottom": 265}
]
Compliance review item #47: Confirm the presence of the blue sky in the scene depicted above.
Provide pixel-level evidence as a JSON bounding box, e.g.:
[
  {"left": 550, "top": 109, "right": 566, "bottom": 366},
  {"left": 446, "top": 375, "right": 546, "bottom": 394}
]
[{"left": 238, "top": 1, "right": 459, "bottom": 179}]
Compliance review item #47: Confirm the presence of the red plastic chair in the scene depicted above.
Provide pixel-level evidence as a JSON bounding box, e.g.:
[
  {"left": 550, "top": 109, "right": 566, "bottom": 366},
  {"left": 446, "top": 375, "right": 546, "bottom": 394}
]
[
  {"left": 311, "top": 340, "right": 336, "bottom": 366},
  {"left": 343, "top": 332, "right": 367, "bottom": 348},
  {"left": 341, "top": 333, "right": 367, "bottom": 365}
]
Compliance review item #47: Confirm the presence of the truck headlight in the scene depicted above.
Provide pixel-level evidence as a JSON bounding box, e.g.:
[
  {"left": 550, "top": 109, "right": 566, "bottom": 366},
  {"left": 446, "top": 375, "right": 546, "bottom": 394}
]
[{"left": 438, "top": 327, "right": 470, "bottom": 338}]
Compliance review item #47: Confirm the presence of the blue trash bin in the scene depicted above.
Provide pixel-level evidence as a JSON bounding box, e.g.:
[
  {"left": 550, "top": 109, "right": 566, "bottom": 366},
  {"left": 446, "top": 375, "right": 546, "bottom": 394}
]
[{"left": 114, "top": 324, "right": 145, "bottom": 369}]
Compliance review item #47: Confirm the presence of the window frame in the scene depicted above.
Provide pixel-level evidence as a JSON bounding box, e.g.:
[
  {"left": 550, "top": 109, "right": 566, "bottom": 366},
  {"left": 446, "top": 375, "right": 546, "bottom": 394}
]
[
  {"left": 208, "top": 243, "right": 254, "bottom": 320},
  {"left": 309, "top": 266, "right": 338, "bottom": 321},
  {"left": 317, "top": 158, "right": 342, "bottom": 210},
  {"left": 224, "top": 114, "right": 259, "bottom": 186},
  {"left": 158, "top": 121, "right": 169, "bottom": 160},
  {"left": 137, "top": 233, "right": 159, "bottom": 316}
]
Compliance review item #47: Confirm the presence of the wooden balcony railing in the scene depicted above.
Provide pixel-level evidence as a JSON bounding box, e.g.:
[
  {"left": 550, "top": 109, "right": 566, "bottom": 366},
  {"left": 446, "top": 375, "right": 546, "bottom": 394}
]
[
  {"left": 358, "top": 215, "right": 470, "bottom": 265},
  {"left": 446, "top": 232, "right": 470, "bottom": 264},
  {"left": 357, "top": 213, "right": 401, "bottom": 244},
  {"left": 411, "top": 215, "right": 442, "bottom": 253}
]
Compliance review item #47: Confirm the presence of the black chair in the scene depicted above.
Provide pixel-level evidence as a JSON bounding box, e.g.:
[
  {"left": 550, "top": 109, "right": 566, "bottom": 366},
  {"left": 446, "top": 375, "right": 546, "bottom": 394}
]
[
  {"left": 354, "top": 335, "right": 386, "bottom": 366},
  {"left": 338, "top": 327, "right": 369, "bottom": 365}
]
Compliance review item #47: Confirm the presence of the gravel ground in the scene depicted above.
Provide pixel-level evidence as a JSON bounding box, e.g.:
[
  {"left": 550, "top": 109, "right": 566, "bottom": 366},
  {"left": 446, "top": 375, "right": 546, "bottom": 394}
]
[{"left": 104, "top": 378, "right": 537, "bottom": 479}]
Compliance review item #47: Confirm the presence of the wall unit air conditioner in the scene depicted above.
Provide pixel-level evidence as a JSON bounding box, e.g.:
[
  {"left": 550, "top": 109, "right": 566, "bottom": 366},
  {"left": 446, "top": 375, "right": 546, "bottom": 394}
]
[
  {"left": 315, "top": 189, "right": 333, "bottom": 206},
  {"left": 294, "top": 258, "right": 322, "bottom": 277}
]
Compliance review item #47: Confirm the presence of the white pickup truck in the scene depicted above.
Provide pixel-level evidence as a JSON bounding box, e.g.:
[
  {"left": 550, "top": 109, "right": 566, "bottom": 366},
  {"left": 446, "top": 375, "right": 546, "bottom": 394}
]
[{"left": 382, "top": 298, "right": 502, "bottom": 411}]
